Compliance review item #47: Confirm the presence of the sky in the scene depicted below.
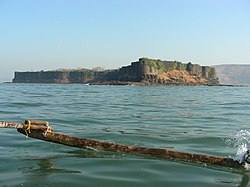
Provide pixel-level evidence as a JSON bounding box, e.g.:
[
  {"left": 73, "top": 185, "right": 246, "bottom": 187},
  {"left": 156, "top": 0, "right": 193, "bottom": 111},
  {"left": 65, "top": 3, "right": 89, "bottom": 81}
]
[{"left": 0, "top": 0, "right": 250, "bottom": 82}]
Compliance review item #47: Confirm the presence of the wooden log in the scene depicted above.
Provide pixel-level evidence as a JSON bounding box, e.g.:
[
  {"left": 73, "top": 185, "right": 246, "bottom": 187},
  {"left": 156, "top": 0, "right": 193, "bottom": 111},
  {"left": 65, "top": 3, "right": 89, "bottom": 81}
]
[
  {"left": 0, "top": 121, "right": 51, "bottom": 131},
  {"left": 17, "top": 128, "right": 243, "bottom": 168},
  {"left": 25, "top": 120, "right": 49, "bottom": 126}
]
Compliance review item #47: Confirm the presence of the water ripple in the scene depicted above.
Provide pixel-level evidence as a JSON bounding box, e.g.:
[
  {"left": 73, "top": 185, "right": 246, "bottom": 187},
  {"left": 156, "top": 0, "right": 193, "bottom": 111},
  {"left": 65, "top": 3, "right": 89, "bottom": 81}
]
[{"left": 1, "top": 84, "right": 250, "bottom": 186}]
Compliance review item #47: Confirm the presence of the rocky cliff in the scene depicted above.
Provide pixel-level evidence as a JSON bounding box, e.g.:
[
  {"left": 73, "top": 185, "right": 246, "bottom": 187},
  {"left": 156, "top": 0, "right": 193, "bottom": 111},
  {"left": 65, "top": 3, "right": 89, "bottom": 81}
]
[
  {"left": 118, "top": 58, "right": 218, "bottom": 85},
  {"left": 12, "top": 69, "right": 120, "bottom": 84},
  {"left": 13, "top": 58, "right": 219, "bottom": 85}
]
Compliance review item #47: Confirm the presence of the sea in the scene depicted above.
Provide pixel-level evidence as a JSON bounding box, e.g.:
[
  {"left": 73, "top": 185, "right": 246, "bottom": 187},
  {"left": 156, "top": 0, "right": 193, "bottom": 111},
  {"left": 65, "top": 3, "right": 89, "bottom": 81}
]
[{"left": 1, "top": 83, "right": 250, "bottom": 187}]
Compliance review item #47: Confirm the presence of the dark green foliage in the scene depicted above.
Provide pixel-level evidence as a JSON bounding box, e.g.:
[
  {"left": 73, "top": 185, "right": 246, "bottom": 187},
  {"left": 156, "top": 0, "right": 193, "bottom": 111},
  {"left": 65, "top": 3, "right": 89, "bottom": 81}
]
[
  {"left": 142, "top": 58, "right": 165, "bottom": 71},
  {"left": 186, "top": 62, "right": 193, "bottom": 71}
]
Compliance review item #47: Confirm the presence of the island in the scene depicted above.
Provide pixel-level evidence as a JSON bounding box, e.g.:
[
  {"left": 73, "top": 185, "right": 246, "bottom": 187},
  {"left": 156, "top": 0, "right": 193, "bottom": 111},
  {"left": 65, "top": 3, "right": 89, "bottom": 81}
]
[{"left": 12, "top": 58, "right": 219, "bottom": 85}]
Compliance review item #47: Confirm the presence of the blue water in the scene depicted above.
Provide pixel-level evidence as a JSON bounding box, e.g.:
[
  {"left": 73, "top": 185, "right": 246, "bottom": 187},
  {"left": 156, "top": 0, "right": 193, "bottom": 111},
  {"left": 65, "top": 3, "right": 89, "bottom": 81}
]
[{"left": 1, "top": 84, "right": 250, "bottom": 186}]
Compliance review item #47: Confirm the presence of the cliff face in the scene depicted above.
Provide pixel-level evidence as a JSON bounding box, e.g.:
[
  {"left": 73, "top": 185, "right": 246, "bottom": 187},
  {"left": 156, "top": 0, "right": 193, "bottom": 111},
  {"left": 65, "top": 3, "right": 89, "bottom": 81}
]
[
  {"left": 13, "top": 58, "right": 218, "bottom": 85},
  {"left": 13, "top": 71, "right": 70, "bottom": 83},
  {"left": 118, "top": 58, "right": 218, "bottom": 85},
  {"left": 13, "top": 70, "right": 119, "bottom": 84}
]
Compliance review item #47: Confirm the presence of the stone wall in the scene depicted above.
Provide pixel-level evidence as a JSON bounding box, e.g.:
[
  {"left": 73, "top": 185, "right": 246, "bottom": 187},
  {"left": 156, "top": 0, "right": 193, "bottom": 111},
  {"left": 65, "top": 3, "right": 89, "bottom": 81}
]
[
  {"left": 13, "top": 71, "right": 70, "bottom": 83},
  {"left": 12, "top": 58, "right": 218, "bottom": 85},
  {"left": 117, "top": 58, "right": 218, "bottom": 84}
]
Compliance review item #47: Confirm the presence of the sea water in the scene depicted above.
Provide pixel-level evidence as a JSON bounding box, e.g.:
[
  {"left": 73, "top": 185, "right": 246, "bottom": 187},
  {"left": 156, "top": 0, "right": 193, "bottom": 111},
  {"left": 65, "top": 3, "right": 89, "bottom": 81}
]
[{"left": 1, "top": 84, "right": 250, "bottom": 187}]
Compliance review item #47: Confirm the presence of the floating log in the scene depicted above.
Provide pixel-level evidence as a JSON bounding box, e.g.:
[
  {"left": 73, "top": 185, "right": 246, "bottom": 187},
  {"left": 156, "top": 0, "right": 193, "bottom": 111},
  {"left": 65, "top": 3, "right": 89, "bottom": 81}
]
[
  {"left": 17, "top": 128, "right": 243, "bottom": 169},
  {"left": 0, "top": 120, "right": 244, "bottom": 168}
]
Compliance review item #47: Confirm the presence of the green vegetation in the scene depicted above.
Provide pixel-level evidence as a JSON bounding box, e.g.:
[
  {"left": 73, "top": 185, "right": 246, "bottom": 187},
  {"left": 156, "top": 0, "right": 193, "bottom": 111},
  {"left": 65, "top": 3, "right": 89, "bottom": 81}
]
[
  {"left": 141, "top": 58, "right": 187, "bottom": 72},
  {"left": 142, "top": 58, "right": 165, "bottom": 71},
  {"left": 13, "top": 57, "right": 218, "bottom": 85}
]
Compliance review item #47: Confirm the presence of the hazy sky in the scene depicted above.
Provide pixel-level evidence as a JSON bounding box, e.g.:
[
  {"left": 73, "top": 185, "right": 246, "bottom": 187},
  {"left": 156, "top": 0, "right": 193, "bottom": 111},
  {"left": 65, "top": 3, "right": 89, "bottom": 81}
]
[{"left": 0, "top": 0, "right": 250, "bottom": 82}]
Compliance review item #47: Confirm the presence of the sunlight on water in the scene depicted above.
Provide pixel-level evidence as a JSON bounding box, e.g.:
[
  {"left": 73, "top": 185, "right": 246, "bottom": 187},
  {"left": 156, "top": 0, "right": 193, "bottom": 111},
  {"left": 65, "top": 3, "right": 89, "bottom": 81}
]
[{"left": 224, "top": 129, "right": 250, "bottom": 164}]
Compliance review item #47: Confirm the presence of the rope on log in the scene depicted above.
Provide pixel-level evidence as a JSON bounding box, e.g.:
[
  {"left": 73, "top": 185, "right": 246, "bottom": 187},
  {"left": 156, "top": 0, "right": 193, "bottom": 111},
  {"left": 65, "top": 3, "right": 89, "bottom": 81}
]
[{"left": 0, "top": 120, "right": 246, "bottom": 168}]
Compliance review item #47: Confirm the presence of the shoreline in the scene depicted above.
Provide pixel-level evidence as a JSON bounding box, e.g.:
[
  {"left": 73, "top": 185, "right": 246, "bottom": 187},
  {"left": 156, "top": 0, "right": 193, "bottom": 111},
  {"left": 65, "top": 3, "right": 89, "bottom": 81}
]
[{"left": 5, "top": 81, "right": 248, "bottom": 87}]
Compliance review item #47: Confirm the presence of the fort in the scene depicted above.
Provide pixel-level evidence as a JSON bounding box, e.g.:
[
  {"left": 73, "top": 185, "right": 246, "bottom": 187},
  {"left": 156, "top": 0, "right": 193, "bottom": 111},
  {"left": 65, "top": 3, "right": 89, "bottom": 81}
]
[{"left": 12, "top": 58, "right": 219, "bottom": 85}]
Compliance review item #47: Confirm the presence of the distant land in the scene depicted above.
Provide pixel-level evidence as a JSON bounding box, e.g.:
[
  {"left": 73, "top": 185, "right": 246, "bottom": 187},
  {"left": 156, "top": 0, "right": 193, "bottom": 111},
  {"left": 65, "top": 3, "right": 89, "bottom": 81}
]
[
  {"left": 215, "top": 65, "right": 250, "bottom": 86},
  {"left": 13, "top": 58, "right": 219, "bottom": 86}
]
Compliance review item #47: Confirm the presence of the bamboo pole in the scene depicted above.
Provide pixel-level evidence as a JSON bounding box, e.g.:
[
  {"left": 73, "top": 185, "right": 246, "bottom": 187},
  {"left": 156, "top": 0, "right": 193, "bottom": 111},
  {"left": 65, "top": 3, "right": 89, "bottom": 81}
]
[{"left": 17, "top": 128, "right": 243, "bottom": 168}]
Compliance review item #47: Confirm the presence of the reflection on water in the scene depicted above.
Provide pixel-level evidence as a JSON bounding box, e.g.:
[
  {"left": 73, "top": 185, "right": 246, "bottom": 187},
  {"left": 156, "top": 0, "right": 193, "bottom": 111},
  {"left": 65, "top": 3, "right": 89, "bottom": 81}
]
[
  {"left": 20, "top": 156, "right": 81, "bottom": 175},
  {"left": 17, "top": 149, "right": 250, "bottom": 187},
  {"left": 19, "top": 156, "right": 81, "bottom": 186},
  {"left": 216, "top": 173, "right": 249, "bottom": 187},
  {"left": 239, "top": 174, "right": 250, "bottom": 187}
]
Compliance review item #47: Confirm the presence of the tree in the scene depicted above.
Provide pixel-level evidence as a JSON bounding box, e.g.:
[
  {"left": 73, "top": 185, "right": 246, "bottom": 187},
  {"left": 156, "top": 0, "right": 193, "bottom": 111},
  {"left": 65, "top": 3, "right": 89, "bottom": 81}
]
[{"left": 92, "top": 67, "right": 105, "bottom": 72}]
